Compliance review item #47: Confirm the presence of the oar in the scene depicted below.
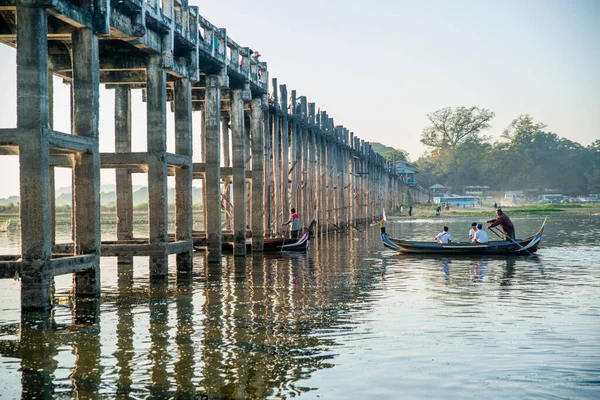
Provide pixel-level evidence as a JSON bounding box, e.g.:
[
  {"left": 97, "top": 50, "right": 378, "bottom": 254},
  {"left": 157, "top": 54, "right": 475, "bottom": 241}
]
[
  {"left": 489, "top": 226, "right": 533, "bottom": 256},
  {"left": 281, "top": 224, "right": 289, "bottom": 252}
]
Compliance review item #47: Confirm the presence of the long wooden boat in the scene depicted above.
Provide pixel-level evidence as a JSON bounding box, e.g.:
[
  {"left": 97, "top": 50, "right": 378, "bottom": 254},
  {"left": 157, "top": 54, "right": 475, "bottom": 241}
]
[
  {"left": 381, "top": 218, "right": 546, "bottom": 255},
  {"left": 195, "top": 219, "right": 316, "bottom": 252}
]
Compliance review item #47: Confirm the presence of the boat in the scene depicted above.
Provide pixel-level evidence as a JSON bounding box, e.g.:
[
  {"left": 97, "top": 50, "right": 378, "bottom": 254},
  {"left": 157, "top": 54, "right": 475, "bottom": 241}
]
[
  {"left": 195, "top": 219, "right": 316, "bottom": 252},
  {"left": 381, "top": 218, "right": 546, "bottom": 255}
]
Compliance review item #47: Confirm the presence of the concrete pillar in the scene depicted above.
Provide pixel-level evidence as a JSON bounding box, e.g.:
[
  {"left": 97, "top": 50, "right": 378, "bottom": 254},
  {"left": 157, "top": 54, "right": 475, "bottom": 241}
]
[
  {"left": 115, "top": 86, "right": 133, "bottom": 243},
  {"left": 17, "top": 5, "right": 52, "bottom": 310},
  {"left": 71, "top": 27, "right": 101, "bottom": 296},
  {"left": 174, "top": 78, "right": 193, "bottom": 270},
  {"left": 221, "top": 113, "right": 232, "bottom": 231},
  {"left": 250, "top": 98, "right": 264, "bottom": 251},
  {"left": 231, "top": 88, "right": 249, "bottom": 255},
  {"left": 204, "top": 75, "right": 222, "bottom": 262},
  {"left": 146, "top": 54, "right": 169, "bottom": 277}
]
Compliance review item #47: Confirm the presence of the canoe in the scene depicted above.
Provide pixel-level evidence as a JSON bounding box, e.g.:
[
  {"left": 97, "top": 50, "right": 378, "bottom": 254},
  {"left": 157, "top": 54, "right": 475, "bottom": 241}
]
[
  {"left": 381, "top": 218, "right": 546, "bottom": 255},
  {"left": 195, "top": 219, "right": 316, "bottom": 252}
]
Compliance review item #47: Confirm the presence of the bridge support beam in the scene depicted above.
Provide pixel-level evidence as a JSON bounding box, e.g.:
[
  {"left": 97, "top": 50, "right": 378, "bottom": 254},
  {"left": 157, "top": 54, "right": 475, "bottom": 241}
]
[
  {"left": 16, "top": 5, "right": 53, "bottom": 310},
  {"left": 251, "top": 97, "right": 264, "bottom": 251},
  {"left": 174, "top": 78, "right": 193, "bottom": 271},
  {"left": 147, "top": 54, "right": 169, "bottom": 278},
  {"left": 231, "top": 87, "right": 249, "bottom": 256},
  {"left": 72, "top": 27, "right": 101, "bottom": 297},
  {"left": 204, "top": 75, "right": 222, "bottom": 263}
]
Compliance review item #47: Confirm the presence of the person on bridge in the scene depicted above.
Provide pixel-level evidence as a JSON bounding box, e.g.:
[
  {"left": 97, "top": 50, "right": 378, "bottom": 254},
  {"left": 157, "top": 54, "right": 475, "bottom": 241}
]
[
  {"left": 472, "top": 223, "right": 489, "bottom": 243},
  {"left": 487, "top": 209, "right": 515, "bottom": 241},
  {"left": 283, "top": 208, "right": 301, "bottom": 239}
]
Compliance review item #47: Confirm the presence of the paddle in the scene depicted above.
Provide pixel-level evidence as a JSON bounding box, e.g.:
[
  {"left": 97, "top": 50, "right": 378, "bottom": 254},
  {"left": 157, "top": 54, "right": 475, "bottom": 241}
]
[
  {"left": 489, "top": 226, "right": 534, "bottom": 256},
  {"left": 281, "top": 224, "right": 288, "bottom": 252}
]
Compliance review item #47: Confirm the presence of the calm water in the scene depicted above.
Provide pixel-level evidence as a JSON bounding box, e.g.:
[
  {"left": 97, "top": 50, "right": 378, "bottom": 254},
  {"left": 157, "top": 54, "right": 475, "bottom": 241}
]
[{"left": 0, "top": 214, "right": 599, "bottom": 399}]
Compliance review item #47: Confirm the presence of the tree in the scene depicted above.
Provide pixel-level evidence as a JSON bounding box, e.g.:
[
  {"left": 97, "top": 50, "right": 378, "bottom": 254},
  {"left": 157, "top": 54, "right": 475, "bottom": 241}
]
[
  {"left": 382, "top": 149, "right": 409, "bottom": 163},
  {"left": 420, "top": 106, "right": 495, "bottom": 149},
  {"left": 501, "top": 114, "right": 547, "bottom": 141}
]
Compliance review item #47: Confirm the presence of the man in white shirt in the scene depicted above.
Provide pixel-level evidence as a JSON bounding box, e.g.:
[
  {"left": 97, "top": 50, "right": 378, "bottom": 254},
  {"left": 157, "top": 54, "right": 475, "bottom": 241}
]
[
  {"left": 469, "top": 222, "right": 477, "bottom": 240},
  {"left": 472, "top": 223, "right": 489, "bottom": 243},
  {"left": 435, "top": 226, "right": 451, "bottom": 244}
]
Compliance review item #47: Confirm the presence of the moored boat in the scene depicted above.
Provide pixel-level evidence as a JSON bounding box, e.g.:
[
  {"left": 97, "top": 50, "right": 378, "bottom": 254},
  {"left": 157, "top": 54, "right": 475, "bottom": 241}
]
[
  {"left": 381, "top": 218, "right": 546, "bottom": 255},
  {"left": 195, "top": 219, "right": 316, "bottom": 252}
]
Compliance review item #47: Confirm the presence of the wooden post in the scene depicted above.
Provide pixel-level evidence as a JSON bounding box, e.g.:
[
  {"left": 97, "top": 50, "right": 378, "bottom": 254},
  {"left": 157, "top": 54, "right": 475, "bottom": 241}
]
[
  {"left": 279, "top": 84, "right": 289, "bottom": 235},
  {"left": 250, "top": 97, "right": 264, "bottom": 251}
]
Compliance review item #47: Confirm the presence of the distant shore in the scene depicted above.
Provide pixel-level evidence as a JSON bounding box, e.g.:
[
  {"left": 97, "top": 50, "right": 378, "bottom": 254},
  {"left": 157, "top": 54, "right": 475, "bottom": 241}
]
[{"left": 387, "top": 203, "right": 600, "bottom": 219}]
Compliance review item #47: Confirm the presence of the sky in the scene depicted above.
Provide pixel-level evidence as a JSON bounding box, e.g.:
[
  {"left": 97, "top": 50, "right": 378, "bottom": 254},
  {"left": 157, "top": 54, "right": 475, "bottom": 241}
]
[{"left": 0, "top": 0, "right": 598, "bottom": 198}]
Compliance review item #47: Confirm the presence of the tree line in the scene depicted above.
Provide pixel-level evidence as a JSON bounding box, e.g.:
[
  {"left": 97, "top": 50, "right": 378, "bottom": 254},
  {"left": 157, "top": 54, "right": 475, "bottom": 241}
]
[{"left": 390, "top": 108, "right": 600, "bottom": 195}]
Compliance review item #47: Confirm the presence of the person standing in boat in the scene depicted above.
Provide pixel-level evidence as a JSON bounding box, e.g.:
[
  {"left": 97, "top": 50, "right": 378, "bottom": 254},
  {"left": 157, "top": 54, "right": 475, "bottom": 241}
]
[
  {"left": 435, "top": 226, "right": 451, "bottom": 244},
  {"left": 487, "top": 209, "right": 515, "bottom": 240},
  {"left": 283, "top": 208, "right": 301, "bottom": 239},
  {"left": 472, "top": 223, "right": 489, "bottom": 243}
]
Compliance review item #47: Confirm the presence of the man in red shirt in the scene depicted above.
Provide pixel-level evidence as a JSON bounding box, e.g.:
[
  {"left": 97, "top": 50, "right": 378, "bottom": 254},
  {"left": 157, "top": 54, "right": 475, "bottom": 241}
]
[{"left": 487, "top": 209, "right": 515, "bottom": 240}]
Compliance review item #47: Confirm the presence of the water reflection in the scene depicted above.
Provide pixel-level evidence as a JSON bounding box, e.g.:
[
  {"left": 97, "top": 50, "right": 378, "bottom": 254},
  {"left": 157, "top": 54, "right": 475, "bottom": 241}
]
[
  {"left": 471, "top": 259, "right": 488, "bottom": 283},
  {"left": 1, "top": 216, "right": 599, "bottom": 398}
]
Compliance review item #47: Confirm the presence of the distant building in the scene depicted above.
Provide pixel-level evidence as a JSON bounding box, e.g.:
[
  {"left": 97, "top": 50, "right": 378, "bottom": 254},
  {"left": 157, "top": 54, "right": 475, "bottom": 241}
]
[
  {"left": 504, "top": 190, "right": 525, "bottom": 203},
  {"left": 429, "top": 183, "right": 447, "bottom": 196},
  {"left": 466, "top": 185, "right": 490, "bottom": 196},
  {"left": 395, "top": 161, "right": 417, "bottom": 186}
]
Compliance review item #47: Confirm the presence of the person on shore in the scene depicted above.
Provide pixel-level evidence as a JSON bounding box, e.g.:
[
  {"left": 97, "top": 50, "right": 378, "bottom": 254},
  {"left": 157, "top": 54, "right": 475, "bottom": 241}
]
[
  {"left": 487, "top": 209, "right": 515, "bottom": 241},
  {"left": 472, "top": 223, "right": 489, "bottom": 243},
  {"left": 469, "top": 222, "right": 477, "bottom": 240},
  {"left": 435, "top": 226, "right": 451, "bottom": 244},
  {"left": 282, "top": 208, "right": 301, "bottom": 238},
  {"left": 408, "top": 205, "right": 413, "bottom": 217}
]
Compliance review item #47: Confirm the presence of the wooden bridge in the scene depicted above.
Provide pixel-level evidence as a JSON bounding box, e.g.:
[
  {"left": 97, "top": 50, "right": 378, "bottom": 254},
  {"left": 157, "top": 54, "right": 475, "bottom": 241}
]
[{"left": 0, "top": 0, "right": 428, "bottom": 310}]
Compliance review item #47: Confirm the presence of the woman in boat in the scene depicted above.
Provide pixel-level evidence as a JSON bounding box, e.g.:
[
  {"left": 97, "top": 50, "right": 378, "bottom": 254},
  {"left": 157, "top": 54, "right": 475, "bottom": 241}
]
[{"left": 487, "top": 209, "right": 515, "bottom": 240}]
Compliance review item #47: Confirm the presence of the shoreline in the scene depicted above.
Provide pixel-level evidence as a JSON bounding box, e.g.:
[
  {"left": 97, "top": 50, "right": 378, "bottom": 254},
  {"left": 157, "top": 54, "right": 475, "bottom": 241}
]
[{"left": 387, "top": 204, "right": 600, "bottom": 219}]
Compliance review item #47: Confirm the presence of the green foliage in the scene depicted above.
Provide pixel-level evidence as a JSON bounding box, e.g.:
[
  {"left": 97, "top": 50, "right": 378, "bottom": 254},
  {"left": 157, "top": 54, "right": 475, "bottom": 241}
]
[
  {"left": 415, "top": 110, "right": 600, "bottom": 194},
  {"left": 420, "top": 106, "right": 495, "bottom": 149},
  {"left": 372, "top": 143, "right": 410, "bottom": 162},
  {"left": 382, "top": 149, "right": 409, "bottom": 163},
  {"left": 0, "top": 203, "right": 19, "bottom": 214},
  {"left": 501, "top": 114, "right": 546, "bottom": 141}
]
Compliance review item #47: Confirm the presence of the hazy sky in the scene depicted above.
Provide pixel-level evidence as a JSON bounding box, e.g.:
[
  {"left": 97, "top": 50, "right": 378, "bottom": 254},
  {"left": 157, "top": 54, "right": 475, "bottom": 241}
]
[{"left": 0, "top": 0, "right": 598, "bottom": 197}]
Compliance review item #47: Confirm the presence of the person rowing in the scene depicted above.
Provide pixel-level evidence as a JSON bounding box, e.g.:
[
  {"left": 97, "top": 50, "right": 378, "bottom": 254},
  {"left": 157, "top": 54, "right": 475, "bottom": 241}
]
[{"left": 487, "top": 209, "right": 515, "bottom": 241}]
